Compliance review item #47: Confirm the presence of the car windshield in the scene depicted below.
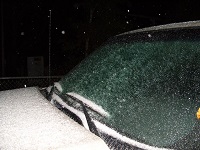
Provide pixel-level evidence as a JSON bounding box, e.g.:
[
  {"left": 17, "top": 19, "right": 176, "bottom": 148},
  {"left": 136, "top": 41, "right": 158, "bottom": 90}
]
[{"left": 59, "top": 27, "right": 200, "bottom": 148}]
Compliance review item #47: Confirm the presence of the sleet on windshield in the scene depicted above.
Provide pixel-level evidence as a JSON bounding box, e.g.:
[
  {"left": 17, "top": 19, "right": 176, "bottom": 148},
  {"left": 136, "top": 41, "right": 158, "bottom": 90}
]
[{"left": 59, "top": 28, "right": 200, "bottom": 148}]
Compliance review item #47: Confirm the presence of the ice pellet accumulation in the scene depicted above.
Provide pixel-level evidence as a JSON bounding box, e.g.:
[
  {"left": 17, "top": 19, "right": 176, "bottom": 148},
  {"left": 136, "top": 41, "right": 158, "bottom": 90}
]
[
  {"left": 60, "top": 40, "right": 200, "bottom": 148},
  {"left": 0, "top": 87, "right": 109, "bottom": 150}
]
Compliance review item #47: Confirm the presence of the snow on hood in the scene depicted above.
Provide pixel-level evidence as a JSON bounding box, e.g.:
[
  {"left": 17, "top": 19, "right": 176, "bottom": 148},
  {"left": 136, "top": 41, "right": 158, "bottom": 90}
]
[{"left": 0, "top": 87, "right": 109, "bottom": 150}]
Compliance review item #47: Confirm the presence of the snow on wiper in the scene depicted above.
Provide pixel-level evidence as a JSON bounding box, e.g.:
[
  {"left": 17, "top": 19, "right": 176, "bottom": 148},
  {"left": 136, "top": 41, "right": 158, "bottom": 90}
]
[
  {"left": 93, "top": 120, "right": 173, "bottom": 150},
  {"left": 51, "top": 83, "right": 174, "bottom": 149},
  {"left": 53, "top": 82, "right": 109, "bottom": 117},
  {"left": 66, "top": 92, "right": 110, "bottom": 118},
  {"left": 51, "top": 91, "right": 90, "bottom": 130}
]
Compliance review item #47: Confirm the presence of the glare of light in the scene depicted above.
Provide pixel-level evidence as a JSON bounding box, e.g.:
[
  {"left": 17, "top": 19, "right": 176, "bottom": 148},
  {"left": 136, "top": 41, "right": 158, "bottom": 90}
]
[
  {"left": 158, "top": 13, "right": 161, "bottom": 16},
  {"left": 24, "top": 85, "right": 26, "bottom": 88},
  {"left": 21, "top": 32, "right": 25, "bottom": 35},
  {"left": 126, "top": 21, "right": 129, "bottom": 24},
  {"left": 83, "top": 31, "right": 86, "bottom": 34},
  {"left": 61, "top": 30, "right": 65, "bottom": 34},
  {"left": 56, "top": 27, "right": 58, "bottom": 30},
  {"left": 127, "top": 9, "right": 130, "bottom": 12}
]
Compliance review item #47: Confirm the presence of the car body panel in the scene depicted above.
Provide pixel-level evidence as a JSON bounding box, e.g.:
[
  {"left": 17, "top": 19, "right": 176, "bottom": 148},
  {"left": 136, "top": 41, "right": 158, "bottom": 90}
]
[{"left": 0, "top": 87, "right": 109, "bottom": 150}]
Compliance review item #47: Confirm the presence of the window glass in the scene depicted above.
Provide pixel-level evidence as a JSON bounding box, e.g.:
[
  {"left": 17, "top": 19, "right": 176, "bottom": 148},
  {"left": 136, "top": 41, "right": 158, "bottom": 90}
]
[{"left": 60, "top": 28, "right": 200, "bottom": 147}]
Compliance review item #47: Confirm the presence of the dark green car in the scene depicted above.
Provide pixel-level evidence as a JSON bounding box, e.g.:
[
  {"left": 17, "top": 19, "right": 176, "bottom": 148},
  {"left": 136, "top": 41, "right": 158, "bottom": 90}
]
[{"left": 49, "top": 21, "right": 200, "bottom": 150}]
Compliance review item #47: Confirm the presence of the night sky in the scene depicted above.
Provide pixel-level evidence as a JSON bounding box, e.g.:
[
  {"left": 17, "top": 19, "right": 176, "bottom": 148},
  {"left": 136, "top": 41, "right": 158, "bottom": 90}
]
[{"left": 1, "top": 0, "right": 200, "bottom": 77}]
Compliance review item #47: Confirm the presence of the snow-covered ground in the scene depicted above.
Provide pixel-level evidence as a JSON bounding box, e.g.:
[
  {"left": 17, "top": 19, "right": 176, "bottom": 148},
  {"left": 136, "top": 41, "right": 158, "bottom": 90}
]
[{"left": 0, "top": 87, "right": 109, "bottom": 150}]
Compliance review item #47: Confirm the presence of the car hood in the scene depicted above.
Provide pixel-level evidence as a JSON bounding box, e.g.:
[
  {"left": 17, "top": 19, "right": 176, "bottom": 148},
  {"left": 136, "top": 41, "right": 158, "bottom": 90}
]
[{"left": 0, "top": 87, "right": 109, "bottom": 150}]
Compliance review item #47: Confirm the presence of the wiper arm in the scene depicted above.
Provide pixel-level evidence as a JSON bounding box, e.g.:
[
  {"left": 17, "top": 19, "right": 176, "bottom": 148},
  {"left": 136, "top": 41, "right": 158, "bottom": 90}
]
[{"left": 66, "top": 92, "right": 109, "bottom": 118}]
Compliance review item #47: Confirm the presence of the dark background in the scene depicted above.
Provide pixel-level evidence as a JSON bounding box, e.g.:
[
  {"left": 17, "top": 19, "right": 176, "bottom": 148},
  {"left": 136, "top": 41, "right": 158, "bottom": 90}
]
[{"left": 1, "top": 0, "right": 200, "bottom": 77}]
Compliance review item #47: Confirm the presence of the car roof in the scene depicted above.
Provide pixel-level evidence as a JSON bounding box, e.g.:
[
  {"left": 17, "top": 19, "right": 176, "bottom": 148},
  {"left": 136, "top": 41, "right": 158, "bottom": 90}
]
[{"left": 118, "top": 20, "right": 200, "bottom": 36}]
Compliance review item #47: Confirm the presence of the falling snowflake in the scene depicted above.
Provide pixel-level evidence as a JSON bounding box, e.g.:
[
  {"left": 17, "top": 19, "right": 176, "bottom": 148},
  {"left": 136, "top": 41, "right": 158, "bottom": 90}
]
[{"left": 148, "top": 34, "right": 152, "bottom": 38}]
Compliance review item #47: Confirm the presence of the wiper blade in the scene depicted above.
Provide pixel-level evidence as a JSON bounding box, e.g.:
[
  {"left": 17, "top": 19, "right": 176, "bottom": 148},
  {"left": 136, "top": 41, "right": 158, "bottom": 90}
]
[{"left": 66, "top": 92, "right": 109, "bottom": 118}]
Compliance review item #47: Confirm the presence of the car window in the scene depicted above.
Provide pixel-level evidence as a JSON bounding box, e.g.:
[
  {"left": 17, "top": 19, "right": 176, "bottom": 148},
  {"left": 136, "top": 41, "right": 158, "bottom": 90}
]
[{"left": 59, "top": 28, "right": 200, "bottom": 147}]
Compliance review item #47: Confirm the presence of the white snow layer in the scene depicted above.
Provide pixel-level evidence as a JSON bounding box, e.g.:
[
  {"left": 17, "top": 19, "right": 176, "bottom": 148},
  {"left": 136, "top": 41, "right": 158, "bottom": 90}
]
[
  {"left": 52, "top": 92, "right": 171, "bottom": 150},
  {"left": 67, "top": 92, "right": 110, "bottom": 117},
  {"left": 0, "top": 87, "right": 109, "bottom": 150},
  {"left": 93, "top": 120, "right": 172, "bottom": 150},
  {"left": 52, "top": 92, "right": 90, "bottom": 130},
  {"left": 54, "top": 82, "right": 63, "bottom": 92}
]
